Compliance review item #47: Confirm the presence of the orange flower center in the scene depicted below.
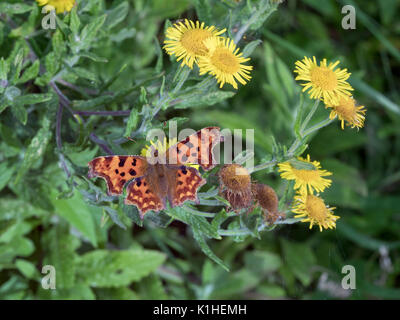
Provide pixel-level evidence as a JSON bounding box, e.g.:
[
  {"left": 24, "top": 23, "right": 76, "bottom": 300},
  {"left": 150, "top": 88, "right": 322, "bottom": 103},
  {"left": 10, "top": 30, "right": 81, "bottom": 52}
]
[
  {"left": 310, "top": 66, "right": 337, "bottom": 90},
  {"left": 210, "top": 48, "right": 239, "bottom": 73},
  {"left": 334, "top": 97, "right": 357, "bottom": 121},
  {"left": 181, "top": 29, "right": 212, "bottom": 55},
  {"left": 305, "top": 195, "right": 328, "bottom": 222}
]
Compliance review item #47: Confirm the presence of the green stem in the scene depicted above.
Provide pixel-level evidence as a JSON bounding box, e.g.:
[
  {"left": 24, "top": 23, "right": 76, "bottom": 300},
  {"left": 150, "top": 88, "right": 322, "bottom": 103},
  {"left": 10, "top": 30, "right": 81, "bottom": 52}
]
[
  {"left": 172, "top": 67, "right": 191, "bottom": 94},
  {"left": 249, "top": 159, "right": 277, "bottom": 173},
  {"left": 300, "top": 100, "right": 320, "bottom": 133},
  {"left": 303, "top": 117, "right": 334, "bottom": 136}
]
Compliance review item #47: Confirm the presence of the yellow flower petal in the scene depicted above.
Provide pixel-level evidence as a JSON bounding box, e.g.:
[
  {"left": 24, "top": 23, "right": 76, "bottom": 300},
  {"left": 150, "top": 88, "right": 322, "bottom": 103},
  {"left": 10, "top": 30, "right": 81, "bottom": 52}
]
[
  {"left": 163, "top": 19, "right": 226, "bottom": 69},
  {"left": 278, "top": 154, "right": 332, "bottom": 194},
  {"left": 36, "top": 0, "right": 76, "bottom": 14},
  {"left": 294, "top": 56, "right": 353, "bottom": 105},
  {"left": 325, "top": 96, "right": 366, "bottom": 130},
  {"left": 197, "top": 37, "right": 252, "bottom": 89},
  {"left": 292, "top": 192, "right": 339, "bottom": 231}
]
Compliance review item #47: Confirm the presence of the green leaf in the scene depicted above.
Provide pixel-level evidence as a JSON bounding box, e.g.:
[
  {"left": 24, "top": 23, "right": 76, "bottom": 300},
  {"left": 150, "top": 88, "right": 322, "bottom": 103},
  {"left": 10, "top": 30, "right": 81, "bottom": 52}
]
[
  {"left": 42, "top": 224, "right": 80, "bottom": 289},
  {"left": 124, "top": 109, "right": 139, "bottom": 137},
  {"left": 50, "top": 190, "right": 99, "bottom": 247},
  {"left": 104, "top": 1, "right": 129, "bottom": 29},
  {"left": 0, "top": 57, "right": 10, "bottom": 80},
  {"left": 191, "top": 218, "right": 229, "bottom": 271},
  {"left": 0, "top": 3, "right": 33, "bottom": 14},
  {"left": 242, "top": 39, "right": 262, "bottom": 58},
  {"left": 80, "top": 14, "right": 107, "bottom": 48},
  {"left": 15, "top": 259, "right": 39, "bottom": 280},
  {"left": 137, "top": 274, "right": 168, "bottom": 299},
  {"left": 70, "top": 6, "right": 80, "bottom": 35},
  {"left": 119, "top": 198, "right": 143, "bottom": 227},
  {"left": 14, "top": 93, "right": 53, "bottom": 106},
  {"left": 169, "top": 207, "right": 220, "bottom": 239},
  {"left": 15, "top": 116, "right": 52, "bottom": 183},
  {"left": 77, "top": 249, "right": 166, "bottom": 287},
  {"left": 244, "top": 250, "right": 282, "bottom": 274},
  {"left": 194, "top": 0, "right": 212, "bottom": 25},
  {"left": 15, "top": 60, "right": 40, "bottom": 85},
  {"left": 0, "top": 162, "right": 16, "bottom": 192},
  {"left": 0, "top": 198, "right": 46, "bottom": 221},
  {"left": 281, "top": 239, "right": 316, "bottom": 286},
  {"left": 11, "top": 103, "right": 27, "bottom": 125}
]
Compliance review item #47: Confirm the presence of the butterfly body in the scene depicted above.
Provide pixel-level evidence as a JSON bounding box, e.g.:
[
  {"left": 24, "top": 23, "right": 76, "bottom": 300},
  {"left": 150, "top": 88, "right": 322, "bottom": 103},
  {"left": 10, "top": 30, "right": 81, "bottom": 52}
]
[{"left": 88, "top": 127, "right": 222, "bottom": 218}]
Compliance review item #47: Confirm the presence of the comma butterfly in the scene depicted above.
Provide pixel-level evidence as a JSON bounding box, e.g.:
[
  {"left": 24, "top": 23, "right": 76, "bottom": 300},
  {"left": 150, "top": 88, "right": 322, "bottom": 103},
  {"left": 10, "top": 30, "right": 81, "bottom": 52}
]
[{"left": 88, "top": 127, "right": 221, "bottom": 218}]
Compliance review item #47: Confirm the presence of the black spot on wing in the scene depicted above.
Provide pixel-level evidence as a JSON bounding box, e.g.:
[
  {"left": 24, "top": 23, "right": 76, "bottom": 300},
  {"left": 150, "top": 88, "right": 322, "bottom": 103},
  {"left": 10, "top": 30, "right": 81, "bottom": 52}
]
[{"left": 118, "top": 157, "right": 126, "bottom": 167}]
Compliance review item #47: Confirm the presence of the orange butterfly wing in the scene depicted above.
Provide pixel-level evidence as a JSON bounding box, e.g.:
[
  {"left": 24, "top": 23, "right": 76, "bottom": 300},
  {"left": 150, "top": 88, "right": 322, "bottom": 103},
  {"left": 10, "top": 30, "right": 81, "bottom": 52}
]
[
  {"left": 170, "top": 166, "right": 206, "bottom": 207},
  {"left": 167, "top": 127, "right": 221, "bottom": 171},
  {"left": 125, "top": 176, "right": 166, "bottom": 218},
  {"left": 88, "top": 156, "right": 147, "bottom": 195}
]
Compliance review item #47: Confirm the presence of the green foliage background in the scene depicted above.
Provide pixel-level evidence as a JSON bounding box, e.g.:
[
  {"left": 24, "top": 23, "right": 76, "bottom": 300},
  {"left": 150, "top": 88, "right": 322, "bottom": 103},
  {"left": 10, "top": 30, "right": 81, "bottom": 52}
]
[{"left": 0, "top": 0, "right": 399, "bottom": 299}]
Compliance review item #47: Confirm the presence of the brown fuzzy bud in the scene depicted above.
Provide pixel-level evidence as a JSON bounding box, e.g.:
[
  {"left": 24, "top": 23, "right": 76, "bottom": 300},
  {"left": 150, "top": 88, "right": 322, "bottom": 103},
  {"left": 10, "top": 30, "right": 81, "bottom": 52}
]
[
  {"left": 219, "top": 164, "right": 252, "bottom": 212},
  {"left": 252, "top": 183, "right": 285, "bottom": 223},
  {"left": 219, "top": 164, "right": 251, "bottom": 191}
]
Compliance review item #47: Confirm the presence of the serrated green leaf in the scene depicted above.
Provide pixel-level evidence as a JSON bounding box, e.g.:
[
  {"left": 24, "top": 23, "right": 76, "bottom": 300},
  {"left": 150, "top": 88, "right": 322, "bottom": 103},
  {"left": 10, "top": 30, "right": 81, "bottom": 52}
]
[{"left": 191, "top": 219, "right": 229, "bottom": 271}]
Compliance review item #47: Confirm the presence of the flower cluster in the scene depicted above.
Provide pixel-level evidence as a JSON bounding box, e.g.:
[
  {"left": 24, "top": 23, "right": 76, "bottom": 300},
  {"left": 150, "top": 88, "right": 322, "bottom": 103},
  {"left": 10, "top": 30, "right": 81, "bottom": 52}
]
[
  {"left": 163, "top": 19, "right": 253, "bottom": 89},
  {"left": 278, "top": 155, "right": 339, "bottom": 232},
  {"left": 294, "top": 56, "right": 366, "bottom": 130}
]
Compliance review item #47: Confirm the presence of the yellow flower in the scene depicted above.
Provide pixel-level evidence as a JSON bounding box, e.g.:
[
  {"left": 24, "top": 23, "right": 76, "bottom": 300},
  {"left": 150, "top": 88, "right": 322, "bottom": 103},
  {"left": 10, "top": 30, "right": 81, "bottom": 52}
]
[
  {"left": 198, "top": 37, "right": 253, "bottom": 89},
  {"left": 278, "top": 154, "right": 332, "bottom": 194},
  {"left": 292, "top": 192, "right": 339, "bottom": 232},
  {"left": 36, "top": 0, "right": 76, "bottom": 14},
  {"left": 163, "top": 19, "right": 226, "bottom": 69},
  {"left": 325, "top": 96, "right": 366, "bottom": 130},
  {"left": 294, "top": 56, "right": 353, "bottom": 105},
  {"left": 141, "top": 137, "right": 200, "bottom": 171}
]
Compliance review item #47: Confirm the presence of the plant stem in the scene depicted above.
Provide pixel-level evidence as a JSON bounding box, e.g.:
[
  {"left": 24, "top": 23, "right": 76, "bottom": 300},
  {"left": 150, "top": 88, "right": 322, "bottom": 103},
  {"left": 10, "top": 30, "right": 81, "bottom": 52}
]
[
  {"left": 302, "top": 117, "right": 334, "bottom": 136},
  {"left": 249, "top": 159, "right": 277, "bottom": 173},
  {"left": 300, "top": 99, "right": 320, "bottom": 132}
]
